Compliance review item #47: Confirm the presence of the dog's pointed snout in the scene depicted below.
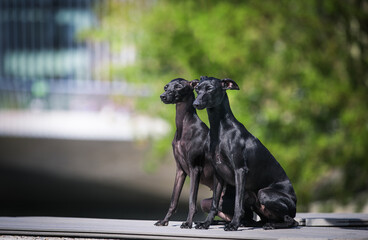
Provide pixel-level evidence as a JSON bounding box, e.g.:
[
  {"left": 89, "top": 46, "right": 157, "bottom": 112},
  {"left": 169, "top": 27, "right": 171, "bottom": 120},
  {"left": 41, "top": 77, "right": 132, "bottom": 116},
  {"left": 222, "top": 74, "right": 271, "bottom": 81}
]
[{"left": 193, "top": 101, "right": 201, "bottom": 109}]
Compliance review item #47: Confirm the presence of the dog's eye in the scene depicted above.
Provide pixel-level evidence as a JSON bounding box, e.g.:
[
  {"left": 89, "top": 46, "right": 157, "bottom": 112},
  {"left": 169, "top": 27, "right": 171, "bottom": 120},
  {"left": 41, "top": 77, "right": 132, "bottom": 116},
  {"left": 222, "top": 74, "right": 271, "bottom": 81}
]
[
  {"left": 174, "top": 85, "right": 182, "bottom": 90},
  {"left": 164, "top": 85, "right": 168, "bottom": 91}
]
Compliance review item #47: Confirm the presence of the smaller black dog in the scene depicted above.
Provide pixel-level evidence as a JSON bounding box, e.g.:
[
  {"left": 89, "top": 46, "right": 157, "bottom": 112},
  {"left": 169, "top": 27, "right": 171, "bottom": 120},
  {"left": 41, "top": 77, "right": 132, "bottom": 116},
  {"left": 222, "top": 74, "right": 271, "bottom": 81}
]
[
  {"left": 193, "top": 76, "right": 298, "bottom": 231},
  {"left": 155, "top": 78, "right": 214, "bottom": 228}
]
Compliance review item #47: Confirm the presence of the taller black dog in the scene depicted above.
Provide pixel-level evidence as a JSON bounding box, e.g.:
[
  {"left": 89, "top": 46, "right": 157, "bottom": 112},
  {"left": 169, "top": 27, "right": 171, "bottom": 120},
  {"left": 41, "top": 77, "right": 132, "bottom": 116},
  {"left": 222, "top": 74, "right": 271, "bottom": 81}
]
[
  {"left": 156, "top": 78, "right": 214, "bottom": 228},
  {"left": 193, "top": 76, "right": 297, "bottom": 231}
]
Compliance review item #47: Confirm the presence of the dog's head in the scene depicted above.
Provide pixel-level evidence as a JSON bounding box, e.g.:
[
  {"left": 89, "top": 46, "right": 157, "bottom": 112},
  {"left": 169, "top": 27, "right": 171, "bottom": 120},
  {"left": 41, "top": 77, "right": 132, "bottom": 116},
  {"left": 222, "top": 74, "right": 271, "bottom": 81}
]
[
  {"left": 192, "top": 76, "right": 239, "bottom": 110},
  {"left": 160, "top": 78, "right": 197, "bottom": 104}
]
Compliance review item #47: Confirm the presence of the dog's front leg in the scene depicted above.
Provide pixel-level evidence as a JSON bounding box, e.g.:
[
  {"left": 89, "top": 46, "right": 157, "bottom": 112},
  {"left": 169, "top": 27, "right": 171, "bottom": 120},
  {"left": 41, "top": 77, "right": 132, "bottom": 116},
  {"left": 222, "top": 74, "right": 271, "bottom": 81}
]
[
  {"left": 155, "top": 168, "right": 187, "bottom": 226},
  {"left": 181, "top": 166, "right": 202, "bottom": 228},
  {"left": 224, "top": 167, "right": 247, "bottom": 231},
  {"left": 195, "top": 176, "right": 224, "bottom": 229}
]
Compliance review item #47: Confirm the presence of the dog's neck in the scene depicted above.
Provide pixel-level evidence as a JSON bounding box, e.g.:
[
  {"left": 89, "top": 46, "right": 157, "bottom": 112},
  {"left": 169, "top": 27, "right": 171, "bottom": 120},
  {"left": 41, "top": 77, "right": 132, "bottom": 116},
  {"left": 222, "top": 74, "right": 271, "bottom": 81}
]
[
  {"left": 206, "top": 93, "right": 236, "bottom": 139},
  {"left": 175, "top": 92, "right": 196, "bottom": 139}
]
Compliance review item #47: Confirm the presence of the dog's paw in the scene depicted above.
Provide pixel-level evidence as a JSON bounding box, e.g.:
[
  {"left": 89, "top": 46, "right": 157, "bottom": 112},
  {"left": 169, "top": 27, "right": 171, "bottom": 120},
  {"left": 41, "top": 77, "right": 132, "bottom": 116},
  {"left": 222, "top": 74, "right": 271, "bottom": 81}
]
[
  {"left": 224, "top": 222, "right": 239, "bottom": 231},
  {"left": 180, "top": 222, "right": 192, "bottom": 229},
  {"left": 284, "top": 215, "right": 299, "bottom": 227},
  {"left": 195, "top": 221, "right": 211, "bottom": 229},
  {"left": 240, "top": 219, "right": 263, "bottom": 228},
  {"left": 263, "top": 223, "right": 275, "bottom": 230},
  {"left": 154, "top": 220, "right": 168, "bottom": 226}
]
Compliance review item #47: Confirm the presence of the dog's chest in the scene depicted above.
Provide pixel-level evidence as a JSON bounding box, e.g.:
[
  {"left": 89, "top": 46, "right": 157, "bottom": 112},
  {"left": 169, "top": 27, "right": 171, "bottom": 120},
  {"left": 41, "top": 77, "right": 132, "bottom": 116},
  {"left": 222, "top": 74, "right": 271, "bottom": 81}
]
[
  {"left": 211, "top": 146, "right": 235, "bottom": 184},
  {"left": 173, "top": 140, "right": 191, "bottom": 172},
  {"left": 210, "top": 137, "right": 232, "bottom": 164}
]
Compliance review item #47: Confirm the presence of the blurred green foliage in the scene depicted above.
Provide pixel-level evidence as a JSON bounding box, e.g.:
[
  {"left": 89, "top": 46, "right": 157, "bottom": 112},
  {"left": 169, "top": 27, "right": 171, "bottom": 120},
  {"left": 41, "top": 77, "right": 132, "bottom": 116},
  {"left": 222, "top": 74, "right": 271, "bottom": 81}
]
[{"left": 83, "top": 0, "right": 368, "bottom": 210}]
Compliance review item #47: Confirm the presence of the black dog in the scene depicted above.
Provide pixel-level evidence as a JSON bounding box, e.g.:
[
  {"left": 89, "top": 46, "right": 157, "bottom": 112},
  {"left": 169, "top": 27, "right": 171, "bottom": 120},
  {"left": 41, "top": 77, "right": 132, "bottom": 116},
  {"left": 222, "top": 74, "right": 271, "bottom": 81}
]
[
  {"left": 193, "top": 76, "right": 297, "bottom": 231},
  {"left": 155, "top": 78, "right": 215, "bottom": 228}
]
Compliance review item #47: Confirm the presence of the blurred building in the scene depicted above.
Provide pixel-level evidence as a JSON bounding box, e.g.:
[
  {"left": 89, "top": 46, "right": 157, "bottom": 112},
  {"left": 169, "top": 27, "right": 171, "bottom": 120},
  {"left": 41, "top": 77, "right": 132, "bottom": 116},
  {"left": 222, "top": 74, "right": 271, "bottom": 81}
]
[
  {"left": 0, "top": 0, "right": 167, "bottom": 140},
  {"left": 0, "top": 0, "right": 140, "bottom": 112},
  {"left": 0, "top": 0, "right": 186, "bottom": 220}
]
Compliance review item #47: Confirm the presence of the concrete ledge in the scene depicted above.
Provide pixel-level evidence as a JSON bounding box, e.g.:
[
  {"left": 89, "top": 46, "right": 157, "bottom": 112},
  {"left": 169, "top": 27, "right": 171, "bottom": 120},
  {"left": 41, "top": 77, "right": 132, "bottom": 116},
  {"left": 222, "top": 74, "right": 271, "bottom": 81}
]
[
  {"left": 0, "top": 214, "right": 368, "bottom": 240},
  {"left": 296, "top": 213, "right": 368, "bottom": 227}
]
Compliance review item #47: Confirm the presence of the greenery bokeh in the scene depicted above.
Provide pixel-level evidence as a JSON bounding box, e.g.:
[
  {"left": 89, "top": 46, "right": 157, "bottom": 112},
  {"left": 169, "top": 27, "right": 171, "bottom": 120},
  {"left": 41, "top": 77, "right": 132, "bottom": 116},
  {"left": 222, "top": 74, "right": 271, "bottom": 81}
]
[{"left": 82, "top": 0, "right": 368, "bottom": 211}]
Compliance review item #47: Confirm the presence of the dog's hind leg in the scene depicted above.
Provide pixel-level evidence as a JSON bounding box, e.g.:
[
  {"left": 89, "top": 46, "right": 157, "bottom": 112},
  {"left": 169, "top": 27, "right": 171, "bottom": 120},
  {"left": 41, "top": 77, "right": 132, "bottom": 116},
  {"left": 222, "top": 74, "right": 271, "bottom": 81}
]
[{"left": 255, "top": 189, "right": 298, "bottom": 230}]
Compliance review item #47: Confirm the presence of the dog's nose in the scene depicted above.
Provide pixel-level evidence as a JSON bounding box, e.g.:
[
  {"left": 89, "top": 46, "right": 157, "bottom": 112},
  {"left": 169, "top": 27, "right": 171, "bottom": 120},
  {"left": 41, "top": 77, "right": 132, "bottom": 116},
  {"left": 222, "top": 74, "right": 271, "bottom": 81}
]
[
  {"left": 193, "top": 99, "right": 198, "bottom": 108},
  {"left": 160, "top": 94, "right": 167, "bottom": 101}
]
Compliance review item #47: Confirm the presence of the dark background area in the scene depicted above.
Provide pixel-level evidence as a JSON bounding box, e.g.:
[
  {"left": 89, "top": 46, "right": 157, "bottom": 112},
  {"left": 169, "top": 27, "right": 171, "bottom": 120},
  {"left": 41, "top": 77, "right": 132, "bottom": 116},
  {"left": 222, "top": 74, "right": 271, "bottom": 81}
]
[{"left": 0, "top": 137, "right": 205, "bottom": 221}]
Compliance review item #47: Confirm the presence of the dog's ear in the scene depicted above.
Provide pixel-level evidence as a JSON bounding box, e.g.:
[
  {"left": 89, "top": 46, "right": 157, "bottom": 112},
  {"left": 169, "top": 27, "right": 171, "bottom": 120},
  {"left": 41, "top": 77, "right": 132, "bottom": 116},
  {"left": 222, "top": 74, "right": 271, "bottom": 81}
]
[
  {"left": 189, "top": 79, "right": 199, "bottom": 89},
  {"left": 221, "top": 78, "right": 239, "bottom": 90}
]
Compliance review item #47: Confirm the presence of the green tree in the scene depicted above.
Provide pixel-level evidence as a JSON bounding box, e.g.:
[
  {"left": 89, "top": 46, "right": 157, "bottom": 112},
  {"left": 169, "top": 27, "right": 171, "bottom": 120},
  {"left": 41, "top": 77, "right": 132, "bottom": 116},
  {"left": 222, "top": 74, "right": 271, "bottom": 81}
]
[{"left": 83, "top": 0, "right": 368, "bottom": 211}]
